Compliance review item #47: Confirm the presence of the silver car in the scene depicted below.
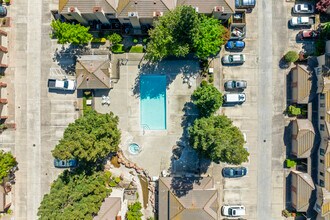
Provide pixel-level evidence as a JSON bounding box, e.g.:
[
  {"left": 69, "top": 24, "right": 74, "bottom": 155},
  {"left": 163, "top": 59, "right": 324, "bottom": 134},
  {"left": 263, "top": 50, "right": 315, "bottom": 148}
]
[
  {"left": 222, "top": 54, "right": 245, "bottom": 65},
  {"left": 224, "top": 80, "right": 247, "bottom": 90},
  {"left": 293, "top": 3, "right": 315, "bottom": 14}
]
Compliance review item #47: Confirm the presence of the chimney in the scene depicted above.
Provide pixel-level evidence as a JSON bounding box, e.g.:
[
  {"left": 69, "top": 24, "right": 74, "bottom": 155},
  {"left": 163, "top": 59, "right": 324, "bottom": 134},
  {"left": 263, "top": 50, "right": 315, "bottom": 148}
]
[
  {"left": 153, "top": 11, "right": 163, "bottom": 17},
  {"left": 214, "top": 6, "right": 224, "bottom": 12},
  {"left": 93, "top": 6, "right": 102, "bottom": 13}
]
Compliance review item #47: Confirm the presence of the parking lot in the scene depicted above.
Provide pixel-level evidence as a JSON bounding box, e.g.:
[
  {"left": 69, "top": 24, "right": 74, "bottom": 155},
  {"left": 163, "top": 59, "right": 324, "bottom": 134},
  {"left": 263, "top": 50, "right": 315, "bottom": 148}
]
[{"left": 217, "top": 0, "right": 290, "bottom": 219}]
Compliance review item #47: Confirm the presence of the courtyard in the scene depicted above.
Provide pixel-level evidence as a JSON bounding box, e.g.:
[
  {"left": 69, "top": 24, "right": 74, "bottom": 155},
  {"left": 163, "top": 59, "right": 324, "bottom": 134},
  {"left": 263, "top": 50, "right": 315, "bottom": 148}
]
[{"left": 104, "top": 53, "right": 201, "bottom": 177}]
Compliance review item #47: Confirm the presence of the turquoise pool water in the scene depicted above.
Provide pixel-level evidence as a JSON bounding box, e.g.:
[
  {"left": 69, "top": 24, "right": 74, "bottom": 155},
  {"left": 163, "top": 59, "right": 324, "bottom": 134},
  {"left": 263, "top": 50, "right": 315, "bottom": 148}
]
[{"left": 140, "top": 75, "right": 167, "bottom": 130}]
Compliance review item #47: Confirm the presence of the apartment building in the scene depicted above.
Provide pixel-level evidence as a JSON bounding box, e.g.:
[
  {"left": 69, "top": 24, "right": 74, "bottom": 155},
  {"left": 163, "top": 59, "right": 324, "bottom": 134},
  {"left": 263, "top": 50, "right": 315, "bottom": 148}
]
[
  {"left": 314, "top": 41, "right": 330, "bottom": 220},
  {"left": 58, "top": 0, "right": 235, "bottom": 31}
]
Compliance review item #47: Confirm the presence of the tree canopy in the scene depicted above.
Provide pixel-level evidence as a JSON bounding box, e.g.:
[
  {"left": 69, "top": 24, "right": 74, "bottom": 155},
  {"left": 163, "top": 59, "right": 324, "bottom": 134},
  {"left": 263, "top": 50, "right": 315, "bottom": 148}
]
[
  {"left": 107, "top": 33, "right": 122, "bottom": 45},
  {"left": 192, "top": 83, "right": 223, "bottom": 117},
  {"left": 188, "top": 115, "right": 249, "bottom": 164},
  {"left": 145, "top": 6, "right": 228, "bottom": 61},
  {"left": 38, "top": 170, "right": 111, "bottom": 220},
  {"left": 51, "top": 20, "right": 92, "bottom": 45},
  {"left": 284, "top": 51, "right": 299, "bottom": 63},
  {"left": 126, "top": 202, "right": 143, "bottom": 220},
  {"left": 0, "top": 150, "right": 17, "bottom": 183},
  {"left": 52, "top": 111, "right": 121, "bottom": 162}
]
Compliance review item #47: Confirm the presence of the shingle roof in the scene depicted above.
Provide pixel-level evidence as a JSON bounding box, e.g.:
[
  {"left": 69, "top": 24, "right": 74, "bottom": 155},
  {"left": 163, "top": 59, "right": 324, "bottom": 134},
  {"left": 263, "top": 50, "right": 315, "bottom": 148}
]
[
  {"left": 158, "top": 177, "right": 219, "bottom": 220},
  {"left": 76, "top": 55, "right": 111, "bottom": 90},
  {"left": 117, "top": 0, "right": 171, "bottom": 18},
  {"left": 291, "top": 170, "right": 315, "bottom": 212},
  {"left": 292, "top": 64, "right": 314, "bottom": 104},
  {"left": 292, "top": 119, "right": 315, "bottom": 158},
  {"left": 93, "top": 197, "right": 121, "bottom": 220},
  {"left": 60, "top": 0, "right": 117, "bottom": 13},
  {"left": 177, "top": 0, "right": 235, "bottom": 14}
]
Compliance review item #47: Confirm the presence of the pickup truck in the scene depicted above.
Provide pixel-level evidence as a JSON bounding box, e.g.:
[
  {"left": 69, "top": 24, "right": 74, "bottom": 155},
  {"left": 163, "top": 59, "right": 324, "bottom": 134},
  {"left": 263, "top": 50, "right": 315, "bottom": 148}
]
[{"left": 48, "top": 78, "right": 76, "bottom": 91}]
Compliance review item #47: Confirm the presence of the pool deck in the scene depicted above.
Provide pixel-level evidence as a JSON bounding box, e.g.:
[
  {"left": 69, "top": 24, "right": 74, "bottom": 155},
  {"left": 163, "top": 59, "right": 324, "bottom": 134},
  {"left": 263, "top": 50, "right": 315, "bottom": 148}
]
[{"left": 106, "top": 54, "right": 200, "bottom": 177}]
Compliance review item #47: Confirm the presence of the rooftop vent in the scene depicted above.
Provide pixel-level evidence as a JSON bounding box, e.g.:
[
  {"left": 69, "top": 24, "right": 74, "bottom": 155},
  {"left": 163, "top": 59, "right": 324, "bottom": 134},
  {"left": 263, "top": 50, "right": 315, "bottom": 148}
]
[{"left": 69, "top": 7, "right": 76, "bottom": 12}]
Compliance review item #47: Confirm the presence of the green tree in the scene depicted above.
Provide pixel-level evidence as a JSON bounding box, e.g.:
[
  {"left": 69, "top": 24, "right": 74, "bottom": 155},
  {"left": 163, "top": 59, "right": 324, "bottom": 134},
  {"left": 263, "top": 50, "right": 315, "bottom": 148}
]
[
  {"left": 107, "top": 33, "right": 122, "bottom": 45},
  {"left": 0, "top": 150, "right": 17, "bottom": 183},
  {"left": 188, "top": 115, "right": 249, "bottom": 164},
  {"left": 50, "top": 20, "right": 92, "bottom": 45},
  {"left": 52, "top": 111, "right": 121, "bottom": 162},
  {"left": 193, "top": 15, "right": 228, "bottom": 59},
  {"left": 145, "top": 6, "right": 227, "bottom": 61},
  {"left": 288, "top": 105, "right": 302, "bottom": 116},
  {"left": 126, "top": 202, "right": 143, "bottom": 220},
  {"left": 284, "top": 51, "right": 299, "bottom": 63},
  {"left": 192, "top": 83, "right": 223, "bottom": 117},
  {"left": 38, "top": 170, "right": 111, "bottom": 220}
]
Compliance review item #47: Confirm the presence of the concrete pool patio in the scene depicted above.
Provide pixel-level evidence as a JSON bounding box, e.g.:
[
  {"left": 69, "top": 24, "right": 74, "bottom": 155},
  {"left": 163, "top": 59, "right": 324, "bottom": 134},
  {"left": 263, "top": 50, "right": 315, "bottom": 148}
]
[{"left": 106, "top": 54, "right": 200, "bottom": 177}]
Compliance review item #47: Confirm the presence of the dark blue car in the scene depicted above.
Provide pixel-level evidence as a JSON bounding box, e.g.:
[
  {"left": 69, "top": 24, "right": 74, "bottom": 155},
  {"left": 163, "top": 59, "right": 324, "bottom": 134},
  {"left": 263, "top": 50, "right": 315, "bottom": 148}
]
[
  {"left": 54, "top": 158, "right": 78, "bottom": 168},
  {"left": 222, "top": 167, "right": 247, "bottom": 178},
  {"left": 225, "top": 41, "right": 245, "bottom": 51}
]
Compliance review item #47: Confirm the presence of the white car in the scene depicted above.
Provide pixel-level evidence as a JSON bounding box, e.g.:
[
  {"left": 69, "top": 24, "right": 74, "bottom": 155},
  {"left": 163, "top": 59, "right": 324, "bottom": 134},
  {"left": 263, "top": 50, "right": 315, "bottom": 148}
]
[
  {"left": 222, "top": 205, "right": 246, "bottom": 217},
  {"left": 293, "top": 3, "right": 315, "bottom": 14},
  {"left": 290, "top": 17, "right": 313, "bottom": 26},
  {"left": 222, "top": 54, "right": 245, "bottom": 65}
]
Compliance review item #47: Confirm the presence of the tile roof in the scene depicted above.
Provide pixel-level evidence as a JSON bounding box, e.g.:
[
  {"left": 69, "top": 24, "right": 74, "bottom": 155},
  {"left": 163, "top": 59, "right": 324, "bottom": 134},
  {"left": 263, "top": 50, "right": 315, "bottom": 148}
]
[
  {"left": 158, "top": 177, "right": 219, "bottom": 220},
  {"left": 76, "top": 55, "right": 111, "bottom": 90},
  {"left": 177, "top": 0, "right": 235, "bottom": 14}
]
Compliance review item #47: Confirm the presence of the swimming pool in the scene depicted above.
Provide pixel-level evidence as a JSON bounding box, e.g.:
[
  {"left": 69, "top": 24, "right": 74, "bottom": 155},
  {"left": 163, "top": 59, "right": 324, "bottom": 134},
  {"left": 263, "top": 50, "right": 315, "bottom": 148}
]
[{"left": 140, "top": 75, "right": 167, "bottom": 130}]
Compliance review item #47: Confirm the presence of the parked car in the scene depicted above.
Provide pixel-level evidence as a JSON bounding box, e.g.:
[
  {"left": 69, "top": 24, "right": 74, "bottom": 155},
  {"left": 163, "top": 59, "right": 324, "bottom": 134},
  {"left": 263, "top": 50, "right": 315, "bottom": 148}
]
[
  {"left": 0, "top": 6, "right": 7, "bottom": 17},
  {"left": 290, "top": 16, "right": 314, "bottom": 26},
  {"left": 235, "top": 0, "right": 256, "bottom": 9},
  {"left": 48, "top": 78, "right": 76, "bottom": 91},
  {"left": 225, "top": 40, "right": 245, "bottom": 51},
  {"left": 293, "top": 3, "right": 315, "bottom": 14},
  {"left": 297, "top": 30, "right": 318, "bottom": 40},
  {"left": 54, "top": 159, "right": 78, "bottom": 168},
  {"left": 222, "top": 205, "right": 246, "bottom": 217},
  {"left": 223, "top": 93, "right": 246, "bottom": 104},
  {"left": 222, "top": 167, "right": 248, "bottom": 178},
  {"left": 222, "top": 54, "right": 245, "bottom": 65},
  {"left": 224, "top": 80, "right": 247, "bottom": 90}
]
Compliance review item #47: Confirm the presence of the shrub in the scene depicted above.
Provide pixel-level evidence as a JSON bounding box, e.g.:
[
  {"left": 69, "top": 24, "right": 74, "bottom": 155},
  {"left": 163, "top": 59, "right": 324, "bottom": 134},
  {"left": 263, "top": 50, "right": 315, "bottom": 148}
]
[
  {"left": 200, "top": 80, "right": 208, "bottom": 87},
  {"left": 91, "top": 38, "right": 106, "bottom": 43},
  {"left": 133, "top": 38, "right": 139, "bottom": 44},
  {"left": 142, "top": 38, "right": 148, "bottom": 44},
  {"left": 286, "top": 159, "right": 296, "bottom": 168},
  {"left": 129, "top": 45, "right": 144, "bottom": 53},
  {"left": 208, "top": 75, "right": 214, "bottom": 83},
  {"left": 107, "top": 33, "right": 122, "bottom": 45},
  {"left": 112, "top": 44, "right": 125, "bottom": 54},
  {"left": 288, "top": 105, "right": 301, "bottom": 116},
  {"left": 284, "top": 51, "right": 299, "bottom": 63}
]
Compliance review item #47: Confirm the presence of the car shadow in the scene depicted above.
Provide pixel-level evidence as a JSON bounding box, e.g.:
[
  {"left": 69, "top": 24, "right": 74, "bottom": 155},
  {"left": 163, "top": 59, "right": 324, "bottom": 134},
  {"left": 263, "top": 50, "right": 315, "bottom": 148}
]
[{"left": 48, "top": 88, "right": 75, "bottom": 94}]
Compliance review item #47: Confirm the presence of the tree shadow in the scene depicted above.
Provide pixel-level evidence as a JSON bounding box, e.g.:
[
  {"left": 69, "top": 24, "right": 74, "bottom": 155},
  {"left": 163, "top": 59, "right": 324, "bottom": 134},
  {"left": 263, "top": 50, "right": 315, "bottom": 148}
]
[
  {"left": 279, "top": 57, "right": 291, "bottom": 69},
  {"left": 169, "top": 176, "right": 203, "bottom": 198},
  {"left": 132, "top": 59, "right": 200, "bottom": 98},
  {"left": 53, "top": 44, "right": 91, "bottom": 75},
  {"left": 168, "top": 101, "right": 211, "bottom": 197}
]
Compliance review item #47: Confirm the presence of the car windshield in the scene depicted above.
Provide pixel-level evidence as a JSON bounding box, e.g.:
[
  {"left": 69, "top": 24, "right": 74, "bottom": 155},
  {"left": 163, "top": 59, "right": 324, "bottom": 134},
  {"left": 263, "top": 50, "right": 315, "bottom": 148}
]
[
  {"left": 232, "top": 81, "right": 236, "bottom": 87},
  {"left": 64, "top": 81, "right": 69, "bottom": 88},
  {"left": 297, "top": 17, "right": 302, "bottom": 23},
  {"left": 229, "top": 56, "right": 233, "bottom": 62},
  {"left": 297, "top": 5, "right": 301, "bottom": 10},
  {"left": 229, "top": 208, "right": 233, "bottom": 215}
]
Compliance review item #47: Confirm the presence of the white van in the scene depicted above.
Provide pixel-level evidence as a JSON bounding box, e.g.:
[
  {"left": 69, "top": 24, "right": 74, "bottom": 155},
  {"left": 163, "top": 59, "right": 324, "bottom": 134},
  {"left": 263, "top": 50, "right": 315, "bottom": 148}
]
[{"left": 224, "top": 93, "right": 246, "bottom": 104}]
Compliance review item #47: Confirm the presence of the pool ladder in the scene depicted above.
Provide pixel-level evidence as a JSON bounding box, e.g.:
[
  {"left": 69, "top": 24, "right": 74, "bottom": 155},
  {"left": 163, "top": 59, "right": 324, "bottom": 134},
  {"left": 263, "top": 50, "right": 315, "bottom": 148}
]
[{"left": 142, "top": 124, "right": 150, "bottom": 135}]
